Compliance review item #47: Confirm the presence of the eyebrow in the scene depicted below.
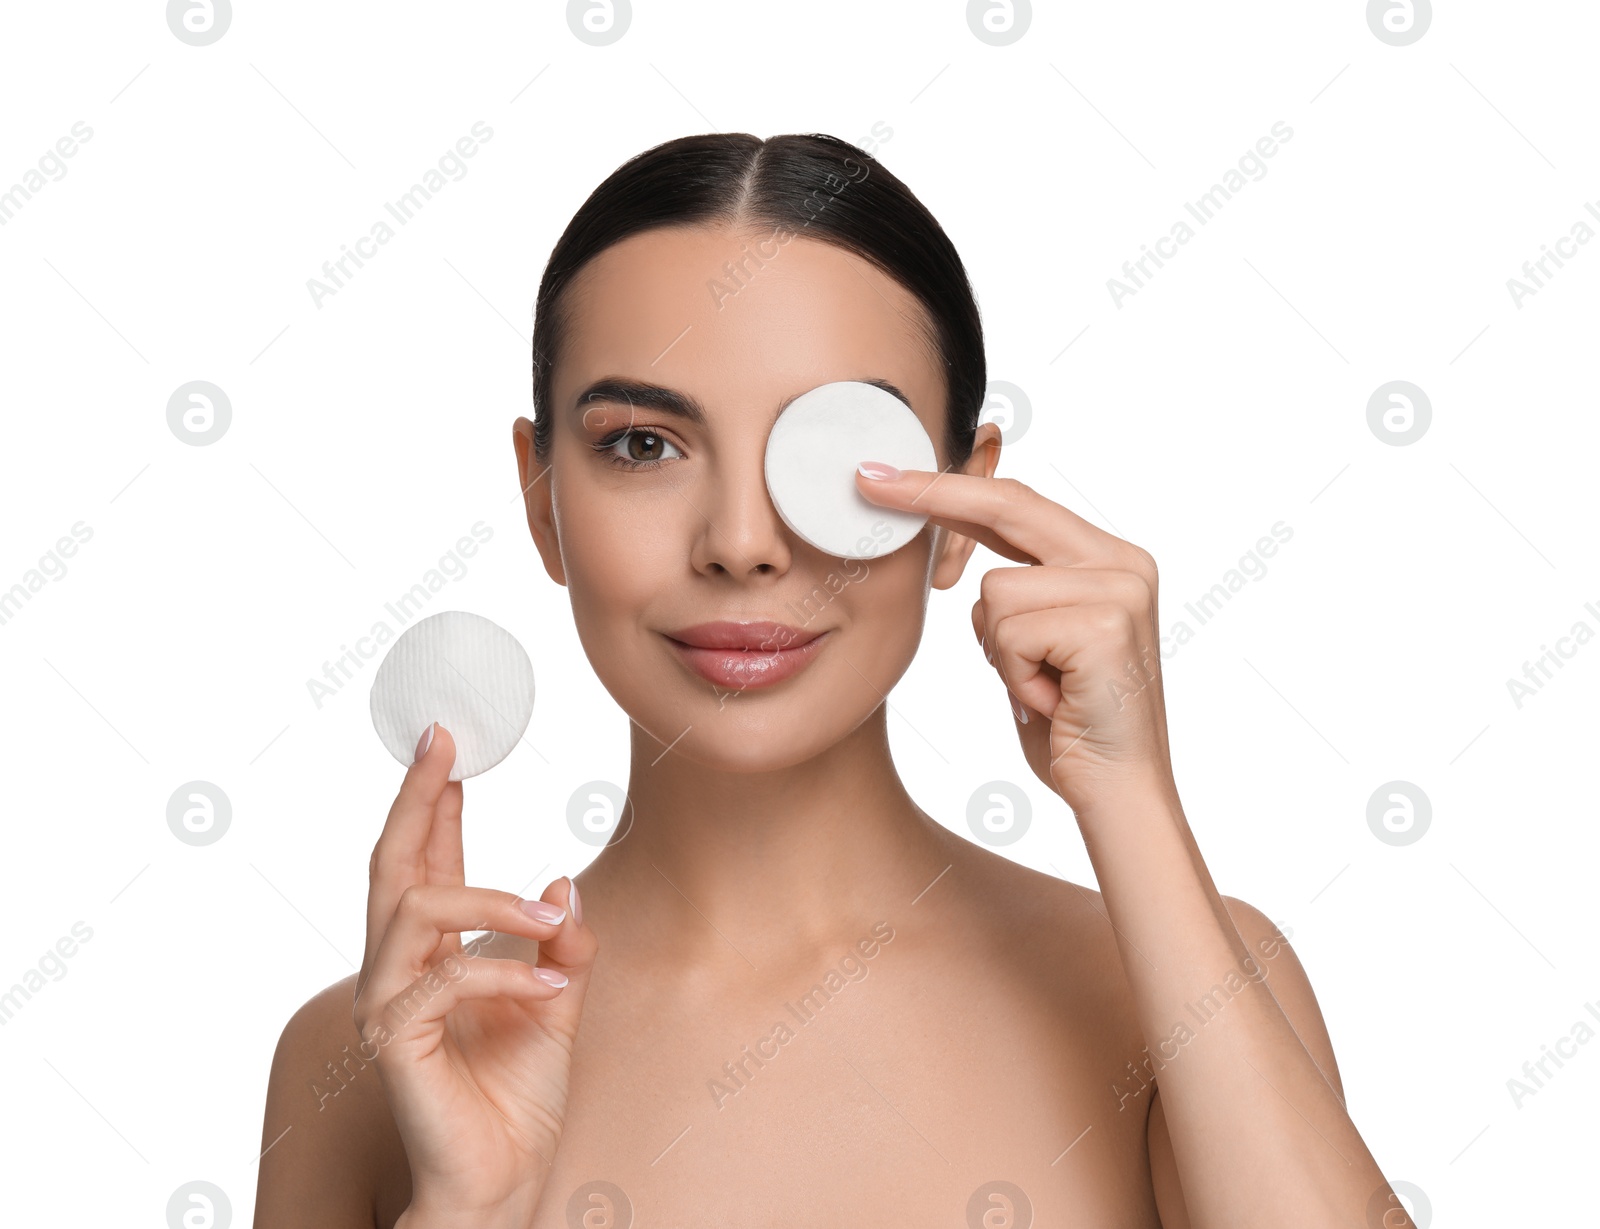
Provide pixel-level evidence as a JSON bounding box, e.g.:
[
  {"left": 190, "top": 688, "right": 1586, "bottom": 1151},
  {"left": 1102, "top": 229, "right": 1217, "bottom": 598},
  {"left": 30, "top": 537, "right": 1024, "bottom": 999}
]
[{"left": 570, "top": 376, "right": 915, "bottom": 427}]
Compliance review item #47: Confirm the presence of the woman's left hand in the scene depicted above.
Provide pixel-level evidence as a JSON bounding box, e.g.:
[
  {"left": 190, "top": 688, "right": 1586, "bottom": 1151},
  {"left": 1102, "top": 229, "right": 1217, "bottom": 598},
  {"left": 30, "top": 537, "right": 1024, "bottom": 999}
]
[{"left": 856, "top": 463, "right": 1176, "bottom": 819}]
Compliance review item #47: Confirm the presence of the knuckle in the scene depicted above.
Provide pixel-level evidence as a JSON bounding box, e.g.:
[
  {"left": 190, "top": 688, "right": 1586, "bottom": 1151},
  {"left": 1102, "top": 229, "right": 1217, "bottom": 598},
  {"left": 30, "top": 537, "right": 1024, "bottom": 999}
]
[
  {"left": 395, "top": 883, "right": 427, "bottom": 916},
  {"left": 1118, "top": 569, "right": 1153, "bottom": 608},
  {"left": 436, "top": 949, "right": 473, "bottom": 983},
  {"left": 997, "top": 475, "right": 1031, "bottom": 500},
  {"left": 1092, "top": 605, "right": 1128, "bottom": 638},
  {"left": 979, "top": 566, "right": 1020, "bottom": 604}
]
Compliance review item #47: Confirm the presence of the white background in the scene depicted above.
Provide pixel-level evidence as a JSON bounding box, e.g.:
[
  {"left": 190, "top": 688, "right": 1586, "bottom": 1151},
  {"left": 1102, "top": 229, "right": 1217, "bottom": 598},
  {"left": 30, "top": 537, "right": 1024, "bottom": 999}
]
[{"left": 1, "top": 1, "right": 1594, "bottom": 1224}]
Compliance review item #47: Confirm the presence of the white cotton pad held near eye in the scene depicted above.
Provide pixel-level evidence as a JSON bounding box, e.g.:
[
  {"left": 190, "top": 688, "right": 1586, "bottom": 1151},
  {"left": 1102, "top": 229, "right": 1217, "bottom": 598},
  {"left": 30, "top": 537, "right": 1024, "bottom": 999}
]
[
  {"left": 763, "top": 380, "right": 937, "bottom": 559},
  {"left": 369, "top": 610, "right": 535, "bottom": 782}
]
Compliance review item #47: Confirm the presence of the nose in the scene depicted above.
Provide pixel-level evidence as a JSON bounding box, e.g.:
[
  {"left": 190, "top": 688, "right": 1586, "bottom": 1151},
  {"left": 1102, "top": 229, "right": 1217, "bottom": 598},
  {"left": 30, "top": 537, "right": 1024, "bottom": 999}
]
[{"left": 687, "top": 451, "right": 794, "bottom": 580}]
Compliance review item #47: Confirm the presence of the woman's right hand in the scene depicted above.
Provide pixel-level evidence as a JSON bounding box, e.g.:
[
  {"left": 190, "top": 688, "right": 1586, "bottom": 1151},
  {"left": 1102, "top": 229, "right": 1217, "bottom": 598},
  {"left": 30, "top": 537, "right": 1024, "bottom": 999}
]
[{"left": 354, "top": 722, "right": 598, "bottom": 1223}]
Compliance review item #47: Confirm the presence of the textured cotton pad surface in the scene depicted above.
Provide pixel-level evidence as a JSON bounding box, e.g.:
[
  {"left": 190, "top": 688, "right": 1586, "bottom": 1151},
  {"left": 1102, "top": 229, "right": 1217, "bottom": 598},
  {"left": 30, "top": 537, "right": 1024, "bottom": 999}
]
[
  {"left": 764, "top": 380, "right": 937, "bottom": 559},
  {"left": 369, "top": 610, "right": 535, "bottom": 781}
]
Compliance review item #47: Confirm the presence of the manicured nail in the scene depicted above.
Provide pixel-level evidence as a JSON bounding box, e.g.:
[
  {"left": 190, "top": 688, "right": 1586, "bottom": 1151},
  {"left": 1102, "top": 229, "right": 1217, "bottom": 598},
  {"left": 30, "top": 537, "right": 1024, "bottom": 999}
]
[
  {"left": 520, "top": 899, "right": 567, "bottom": 924},
  {"left": 414, "top": 722, "right": 435, "bottom": 762},
  {"left": 857, "top": 460, "right": 900, "bottom": 481},
  {"left": 1009, "top": 693, "right": 1030, "bottom": 725},
  {"left": 981, "top": 634, "right": 994, "bottom": 665},
  {"left": 532, "top": 967, "right": 569, "bottom": 987},
  {"left": 569, "top": 878, "right": 583, "bottom": 927}
]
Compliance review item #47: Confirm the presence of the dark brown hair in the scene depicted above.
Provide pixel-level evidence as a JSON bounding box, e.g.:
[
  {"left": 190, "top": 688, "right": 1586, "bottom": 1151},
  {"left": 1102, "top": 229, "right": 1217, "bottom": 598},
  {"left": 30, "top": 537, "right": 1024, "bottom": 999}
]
[{"left": 529, "top": 132, "right": 985, "bottom": 468}]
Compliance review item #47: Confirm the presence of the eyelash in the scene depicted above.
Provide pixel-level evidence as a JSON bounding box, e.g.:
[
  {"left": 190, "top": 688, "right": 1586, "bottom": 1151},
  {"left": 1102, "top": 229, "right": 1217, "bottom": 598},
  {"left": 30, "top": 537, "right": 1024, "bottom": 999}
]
[{"left": 591, "top": 426, "right": 684, "bottom": 471}]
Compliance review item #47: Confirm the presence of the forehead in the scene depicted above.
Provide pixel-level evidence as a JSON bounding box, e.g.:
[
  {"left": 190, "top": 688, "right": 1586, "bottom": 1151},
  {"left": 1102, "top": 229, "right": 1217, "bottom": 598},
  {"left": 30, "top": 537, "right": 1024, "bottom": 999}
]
[{"left": 555, "top": 224, "right": 947, "bottom": 448}]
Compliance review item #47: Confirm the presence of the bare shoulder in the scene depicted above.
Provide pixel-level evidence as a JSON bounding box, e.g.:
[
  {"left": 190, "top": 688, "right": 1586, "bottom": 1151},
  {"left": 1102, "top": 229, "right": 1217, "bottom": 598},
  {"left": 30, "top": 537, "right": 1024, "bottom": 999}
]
[
  {"left": 937, "top": 824, "right": 1118, "bottom": 952},
  {"left": 936, "top": 826, "right": 1138, "bottom": 1019},
  {"left": 937, "top": 834, "right": 1343, "bottom": 1097},
  {"left": 254, "top": 972, "right": 409, "bottom": 1229}
]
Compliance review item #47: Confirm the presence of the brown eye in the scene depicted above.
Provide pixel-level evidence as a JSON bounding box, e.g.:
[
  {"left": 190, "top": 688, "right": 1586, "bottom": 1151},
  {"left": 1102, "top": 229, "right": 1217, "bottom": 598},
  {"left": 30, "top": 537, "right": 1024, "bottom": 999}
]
[
  {"left": 593, "top": 427, "right": 684, "bottom": 470},
  {"left": 628, "top": 432, "right": 664, "bottom": 462}
]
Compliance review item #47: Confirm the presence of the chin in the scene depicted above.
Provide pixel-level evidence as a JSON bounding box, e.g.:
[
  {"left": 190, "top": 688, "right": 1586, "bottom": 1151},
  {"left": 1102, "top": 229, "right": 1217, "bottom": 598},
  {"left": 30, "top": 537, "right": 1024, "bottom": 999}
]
[
  {"left": 605, "top": 671, "right": 869, "bottom": 773},
  {"left": 675, "top": 731, "right": 837, "bottom": 775}
]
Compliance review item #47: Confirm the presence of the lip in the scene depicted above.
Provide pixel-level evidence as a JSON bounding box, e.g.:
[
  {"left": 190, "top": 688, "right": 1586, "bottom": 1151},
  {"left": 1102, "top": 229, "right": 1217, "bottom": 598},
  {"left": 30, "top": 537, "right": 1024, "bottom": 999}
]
[
  {"left": 662, "top": 621, "right": 830, "bottom": 690},
  {"left": 666, "top": 621, "right": 821, "bottom": 650}
]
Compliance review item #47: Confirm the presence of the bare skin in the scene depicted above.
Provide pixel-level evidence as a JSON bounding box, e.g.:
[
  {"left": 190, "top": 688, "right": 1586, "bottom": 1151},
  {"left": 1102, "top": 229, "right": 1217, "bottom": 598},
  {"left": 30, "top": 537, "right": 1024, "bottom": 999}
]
[{"left": 256, "top": 222, "right": 1388, "bottom": 1227}]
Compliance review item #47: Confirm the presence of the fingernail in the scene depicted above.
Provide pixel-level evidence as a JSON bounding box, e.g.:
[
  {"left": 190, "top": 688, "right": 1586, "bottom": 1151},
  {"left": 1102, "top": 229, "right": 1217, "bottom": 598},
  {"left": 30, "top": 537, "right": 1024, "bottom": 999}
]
[
  {"left": 569, "top": 878, "right": 583, "bottom": 927},
  {"left": 1009, "top": 693, "right": 1030, "bottom": 725},
  {"left": 520, "top": 899, "right": 567, "bottom": 924},
  {"left": 981, "top": 634, "right": 993, "bottom": 665},
  {"left": 857, "top": 460, "right": 900, "bottom": 481},
  {"left": 532, "top": 967, "right": 569, "bottom": 987},
  {"left": 414, "top": 722, "right": 435, "bottom": 762}
]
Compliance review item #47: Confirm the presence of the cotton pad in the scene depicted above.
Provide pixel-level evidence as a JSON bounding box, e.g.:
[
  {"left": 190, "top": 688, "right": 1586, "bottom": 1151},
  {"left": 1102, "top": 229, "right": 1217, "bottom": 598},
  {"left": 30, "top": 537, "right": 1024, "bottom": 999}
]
[
  {"left": 763, "top": 380, "right": 937, "bottom": 559},
  {"left": 369, "top": 609, "right": 535, "bottom": 781}
]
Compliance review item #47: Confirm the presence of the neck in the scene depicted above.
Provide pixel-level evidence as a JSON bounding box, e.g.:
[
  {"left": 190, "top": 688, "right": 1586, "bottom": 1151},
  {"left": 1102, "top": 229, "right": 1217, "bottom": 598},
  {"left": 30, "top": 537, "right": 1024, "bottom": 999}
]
[{"left": 578, "top": 706, "right": 952, "bottom": 973}]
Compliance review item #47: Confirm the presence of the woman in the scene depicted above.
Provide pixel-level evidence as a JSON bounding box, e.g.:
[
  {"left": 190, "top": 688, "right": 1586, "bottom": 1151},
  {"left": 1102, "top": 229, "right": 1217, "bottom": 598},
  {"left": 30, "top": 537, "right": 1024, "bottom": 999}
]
[{"left": 256, "top": 132, "right": 1408, "bottom": 1228}]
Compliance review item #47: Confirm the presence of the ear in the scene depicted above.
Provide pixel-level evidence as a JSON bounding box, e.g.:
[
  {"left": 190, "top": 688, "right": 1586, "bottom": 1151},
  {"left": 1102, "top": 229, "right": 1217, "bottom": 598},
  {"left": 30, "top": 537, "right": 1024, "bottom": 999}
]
[
  {"left": 512, "top": 416, "right": 566, "bottom": 588},
  {"left": 930, "top": 422, "right": 1002, "bottom": 591}
]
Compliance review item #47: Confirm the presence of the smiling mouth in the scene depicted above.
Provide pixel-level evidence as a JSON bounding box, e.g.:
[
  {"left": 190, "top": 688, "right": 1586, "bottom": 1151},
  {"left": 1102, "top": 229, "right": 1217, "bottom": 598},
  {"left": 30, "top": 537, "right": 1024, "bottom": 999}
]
[{"left": 661, "top": 624, "right": 831, "bottom": 690}]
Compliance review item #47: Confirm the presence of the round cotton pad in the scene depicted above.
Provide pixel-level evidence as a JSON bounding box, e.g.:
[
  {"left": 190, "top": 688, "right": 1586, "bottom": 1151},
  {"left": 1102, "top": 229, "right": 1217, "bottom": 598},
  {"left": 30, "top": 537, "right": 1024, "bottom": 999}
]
[
  {"left": 369, "top": 610, "right": 535, "bottom": 781},
  {"left": 764, "top": 380, "right": 937, "bottom": 559}
]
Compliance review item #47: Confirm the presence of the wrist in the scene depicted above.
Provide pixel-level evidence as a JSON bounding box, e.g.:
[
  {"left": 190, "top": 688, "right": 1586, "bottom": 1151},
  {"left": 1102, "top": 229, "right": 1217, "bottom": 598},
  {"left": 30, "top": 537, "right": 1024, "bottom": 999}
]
[
  {"left": 397, "top": 1186, "right": 542, "bottom": 1229},
  {"left": 1068, "top": 774, "right": 1184, "bottom": 832}
]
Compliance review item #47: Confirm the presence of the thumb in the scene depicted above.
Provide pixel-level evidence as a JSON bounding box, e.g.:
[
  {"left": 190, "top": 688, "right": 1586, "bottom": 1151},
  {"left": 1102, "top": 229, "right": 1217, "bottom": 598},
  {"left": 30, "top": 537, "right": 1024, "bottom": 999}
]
[{"left": 530, "top": 875, "right": 598, "bottom": 1042}]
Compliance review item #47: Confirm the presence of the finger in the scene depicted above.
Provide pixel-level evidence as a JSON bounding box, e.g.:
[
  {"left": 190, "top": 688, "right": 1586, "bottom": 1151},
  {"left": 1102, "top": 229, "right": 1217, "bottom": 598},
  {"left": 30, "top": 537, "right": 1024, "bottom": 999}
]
[
  {"left": 973, "top": 595, "right": 1060, "bottom": 719},
  {"left": 990, "top": 603, "right": 1148, "bottom": 720},
  {"left": 415, "top": 775, "right": 466, "bottom": 965},
  {"left": 423, "top": 778, "right": 466, "bottom": 888},
  {"left": 417, "top": 777, "right": 466, "bottom": 969},
  {"left": 363, "top": 721, "right": 461, "bottom": 974},
  {"left": 522, "top": 876, "right": 600, "bottom": 1048},
  {"left": 971, "top": 565, "right": 1152, "bottom": 697},
  {"left": 973, "top": 565, "right": 1154, "bottom": 649},
  {"left": 361, "top": 948, "right": 571, "bottom": 1049},
  {"left": 358, "top": 883, "right": 571, "bottom": 1022},
  {"left": 855, "top": 466, "right": 1134, "bottom": 569},
  {"left": 974, "top": 600, "right": 994, "bottom": 667}
]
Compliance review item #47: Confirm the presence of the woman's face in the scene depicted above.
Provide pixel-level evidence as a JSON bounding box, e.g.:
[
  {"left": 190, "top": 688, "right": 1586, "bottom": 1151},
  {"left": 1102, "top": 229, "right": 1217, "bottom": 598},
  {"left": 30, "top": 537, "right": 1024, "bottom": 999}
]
[{"left": 514, "top": 223, "right": 997, "bottom": 773}]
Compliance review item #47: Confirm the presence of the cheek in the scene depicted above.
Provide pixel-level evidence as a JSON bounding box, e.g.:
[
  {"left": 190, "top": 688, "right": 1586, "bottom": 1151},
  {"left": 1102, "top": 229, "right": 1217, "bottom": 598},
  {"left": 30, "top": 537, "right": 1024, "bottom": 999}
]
[
  {"left": 835, "top": 539, "right": 933, "bottom": 637},
  {"left": 555, "top": 491, "right": 679, "bottom": 613}
]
